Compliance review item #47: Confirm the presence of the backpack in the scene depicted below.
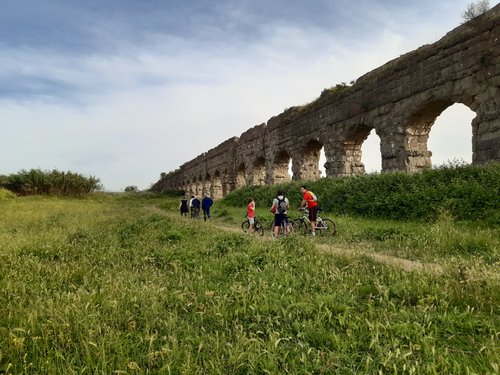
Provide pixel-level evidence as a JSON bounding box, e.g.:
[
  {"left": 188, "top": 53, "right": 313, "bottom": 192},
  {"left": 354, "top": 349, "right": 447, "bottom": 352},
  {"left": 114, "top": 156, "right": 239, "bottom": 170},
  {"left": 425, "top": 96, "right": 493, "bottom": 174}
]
[
  {"left": 277, "top": 197, "right": 287, "bottom": 214},
  {"left": 309, "top": 191, "right": 318, "bottom": 202}
]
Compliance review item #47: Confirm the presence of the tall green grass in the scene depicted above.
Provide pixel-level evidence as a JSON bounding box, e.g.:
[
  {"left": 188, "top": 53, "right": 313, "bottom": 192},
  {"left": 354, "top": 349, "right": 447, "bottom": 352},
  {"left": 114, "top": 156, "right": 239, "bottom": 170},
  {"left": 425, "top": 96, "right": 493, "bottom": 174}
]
[
  {"left": 223, "top": 162, "right": 500, "bottom": 222},
  {"left": 0, "top": 194, "right": 498, "bottom": 374}
]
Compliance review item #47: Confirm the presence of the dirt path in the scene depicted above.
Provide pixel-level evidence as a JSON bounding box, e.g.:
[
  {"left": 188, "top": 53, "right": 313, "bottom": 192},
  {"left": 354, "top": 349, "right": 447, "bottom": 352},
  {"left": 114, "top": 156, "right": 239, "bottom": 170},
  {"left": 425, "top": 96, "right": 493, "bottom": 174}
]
[
  {"left": 148, "top": 205, "right": 443, "bottom": 274},
  {"left": 316, "top": 243, "right": 443, "bottom": 274}
]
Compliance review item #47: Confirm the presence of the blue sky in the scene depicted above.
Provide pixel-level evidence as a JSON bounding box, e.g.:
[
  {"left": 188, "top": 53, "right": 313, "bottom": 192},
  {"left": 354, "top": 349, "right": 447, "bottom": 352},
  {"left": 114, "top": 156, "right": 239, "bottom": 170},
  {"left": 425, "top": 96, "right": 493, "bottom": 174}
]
[{"left": 0, "top": 0, "right": 478, "bottom": 191}]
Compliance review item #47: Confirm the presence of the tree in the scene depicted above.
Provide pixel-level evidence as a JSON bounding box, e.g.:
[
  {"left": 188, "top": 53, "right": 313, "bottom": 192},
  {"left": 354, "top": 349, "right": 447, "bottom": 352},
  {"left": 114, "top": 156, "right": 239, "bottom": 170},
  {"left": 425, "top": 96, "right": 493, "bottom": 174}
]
[
  {"left": 462, "top": 0, "right": 490, "bottom": 22},
  {"left": 124, "top": 185, "right": 139, "bottom": 192}
]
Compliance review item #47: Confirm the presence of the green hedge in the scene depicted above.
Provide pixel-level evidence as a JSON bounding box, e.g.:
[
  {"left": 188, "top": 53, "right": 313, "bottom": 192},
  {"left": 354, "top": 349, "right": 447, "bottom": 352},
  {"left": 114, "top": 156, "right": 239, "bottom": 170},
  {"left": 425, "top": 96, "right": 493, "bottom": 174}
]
[
  {"left": 0, "top": 169, "right": 102, "bottom": 197},
  {"left": 223, "top": 163, "right": 500, "bottom": 222}
]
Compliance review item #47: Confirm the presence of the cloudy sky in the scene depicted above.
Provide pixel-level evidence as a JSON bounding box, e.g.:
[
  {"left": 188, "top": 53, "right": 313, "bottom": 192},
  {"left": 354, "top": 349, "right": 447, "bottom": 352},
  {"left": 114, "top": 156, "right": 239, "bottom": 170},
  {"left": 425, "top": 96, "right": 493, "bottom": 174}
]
[{"left": 0, "top": 0, "right": 479, "bottom": 191}]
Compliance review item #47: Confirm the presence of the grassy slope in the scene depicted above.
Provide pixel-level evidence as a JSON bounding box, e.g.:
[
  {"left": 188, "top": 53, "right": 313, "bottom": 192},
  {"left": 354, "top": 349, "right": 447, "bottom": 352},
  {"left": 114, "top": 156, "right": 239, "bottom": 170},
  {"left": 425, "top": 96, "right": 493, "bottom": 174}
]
[{"left": 0, "top": 194, "right": 498, "bottom": 374}]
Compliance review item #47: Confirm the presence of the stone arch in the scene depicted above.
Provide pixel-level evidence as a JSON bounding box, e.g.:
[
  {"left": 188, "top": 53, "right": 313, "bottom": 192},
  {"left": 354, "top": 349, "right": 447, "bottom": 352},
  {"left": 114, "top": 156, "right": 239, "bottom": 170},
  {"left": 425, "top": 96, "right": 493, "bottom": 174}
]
[
  {"left": 272, "top": 150, "right": 292, "bottom": 184},
  {"left": 403, "top": 99, "right": 477, "bottom": 171},
  {"left": 204, "top": 173, "right": 211, "bottom": 196},
  {"left": 221, "top": 169, "right": 229, "bottom": 196},
  {"left": 428, "top": 103, "right": 475, "bottom": 166},
  {"left": 235, "top": 163, "right": 246, "bottom": 190},
  {"left": 211, "top": 170, "right": 223, "bottom": 199},
  {"left": 189, "top": 178, "right": 196, "bottom": 195},
  {"left": 250, "top": 157, "right": 266, "bottom": 186},
  {"left": 196, "top": 175, "right": 203, "bottom": 196}
]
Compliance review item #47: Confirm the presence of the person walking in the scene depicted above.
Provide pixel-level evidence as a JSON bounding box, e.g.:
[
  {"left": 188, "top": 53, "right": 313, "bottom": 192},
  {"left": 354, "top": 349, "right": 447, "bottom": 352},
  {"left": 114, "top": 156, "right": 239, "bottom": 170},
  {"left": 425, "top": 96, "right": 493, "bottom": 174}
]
[
  {"left": 179, "top": 195, "right": 189, "bottom": 217},
  {"left": 191, "top": 195, "right": 201, "bottom": 219},
  {"left": 247, "top": 197, "right": 256, "bottom": 232},
  {"left": 202, "top": 194, "right": 214, "bottom": 221},
  {"left": 189, "top": 195, "right": 195, "bottom": 216},
  {"left": 299, "top": 185, "right": 318, "bottom": 236},
  {"left": 270, "top": 190, "right": 289, "bottom": 239}
]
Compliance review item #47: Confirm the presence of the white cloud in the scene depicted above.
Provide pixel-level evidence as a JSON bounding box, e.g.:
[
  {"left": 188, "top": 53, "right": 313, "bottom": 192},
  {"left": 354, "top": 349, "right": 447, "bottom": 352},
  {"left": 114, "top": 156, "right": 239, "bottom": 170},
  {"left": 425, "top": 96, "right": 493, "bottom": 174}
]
[{"left": 0, "top": 1, "right": 479, "bottom": 191}]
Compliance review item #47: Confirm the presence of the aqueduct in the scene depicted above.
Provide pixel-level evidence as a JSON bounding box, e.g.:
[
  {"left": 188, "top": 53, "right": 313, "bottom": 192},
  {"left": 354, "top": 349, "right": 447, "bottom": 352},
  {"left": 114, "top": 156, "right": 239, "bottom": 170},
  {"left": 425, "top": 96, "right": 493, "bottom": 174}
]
[{"left": 151, "top": 5, "right": 500, "bottom": 198}]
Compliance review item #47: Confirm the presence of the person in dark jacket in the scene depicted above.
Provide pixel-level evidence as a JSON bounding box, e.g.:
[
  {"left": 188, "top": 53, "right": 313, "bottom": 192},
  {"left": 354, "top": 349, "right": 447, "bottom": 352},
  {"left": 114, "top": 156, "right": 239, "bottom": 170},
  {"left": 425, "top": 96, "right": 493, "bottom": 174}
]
[
  {"left": 201, "top": 194, "right": 214, "bottom": 221},
  {"left": 191, "top": 195, "right": 201, "bottom": 219},
  {"left": 179, "top": 195, "right": 189, "bottom": 217}
]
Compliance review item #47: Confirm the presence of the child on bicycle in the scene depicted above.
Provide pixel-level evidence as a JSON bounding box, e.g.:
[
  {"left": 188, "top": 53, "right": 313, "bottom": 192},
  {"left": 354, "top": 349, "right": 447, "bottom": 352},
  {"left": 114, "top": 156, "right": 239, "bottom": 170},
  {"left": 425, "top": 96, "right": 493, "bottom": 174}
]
[
  {"left": 270, "top": 190, "right": 289, "bottom": 239},
  {"left": 247, "top": 197, "right": 256, "bottom": 231}
]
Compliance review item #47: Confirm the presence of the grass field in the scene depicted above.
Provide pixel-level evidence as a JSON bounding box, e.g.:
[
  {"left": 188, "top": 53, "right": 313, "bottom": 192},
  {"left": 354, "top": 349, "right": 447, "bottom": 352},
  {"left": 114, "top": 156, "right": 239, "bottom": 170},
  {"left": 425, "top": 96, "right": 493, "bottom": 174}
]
[{"left": 0, "top": 193, "right": 498, "bottom": 374}]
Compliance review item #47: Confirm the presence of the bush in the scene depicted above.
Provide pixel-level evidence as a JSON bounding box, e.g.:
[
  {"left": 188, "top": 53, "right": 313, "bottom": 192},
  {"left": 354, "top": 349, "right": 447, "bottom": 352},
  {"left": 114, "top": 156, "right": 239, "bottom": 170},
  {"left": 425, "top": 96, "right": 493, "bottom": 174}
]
[
  {"left": 0, "top": 169, "right": 102, "bottom": 197},
  {"left": 124, "top": 186, "right": 140, "bottom": 192},
  {"left": 223, "top": 163, "right": 500, "bottom": 222}
]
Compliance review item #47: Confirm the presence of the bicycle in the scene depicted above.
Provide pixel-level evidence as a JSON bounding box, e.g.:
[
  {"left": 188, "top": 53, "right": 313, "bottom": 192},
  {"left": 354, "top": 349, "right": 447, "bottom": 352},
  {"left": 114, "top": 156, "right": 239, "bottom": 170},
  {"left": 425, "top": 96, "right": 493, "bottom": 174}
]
[
  {"left": 241, "top": 215, "right": 264, "bottom": 236},
  {"left": 269, "top": 214, "right": 294, "bottom": 238},
  {"left": 293, "top": 208, "right": 336, "bottom": 236},
  {"left": 191, "top": 207, "right": 201, "bottom": 220}
]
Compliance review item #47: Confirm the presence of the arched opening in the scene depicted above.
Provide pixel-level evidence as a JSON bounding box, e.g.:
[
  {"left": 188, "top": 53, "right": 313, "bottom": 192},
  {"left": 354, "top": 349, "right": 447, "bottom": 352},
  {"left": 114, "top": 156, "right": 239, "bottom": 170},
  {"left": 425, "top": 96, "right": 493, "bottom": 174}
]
[
  {"left": 273, "top": 150, "right": 292, "bottom": 184},
  {"left": 251, "top": 157, "right": 266, "bottom": 186},
  {"left": 236, "top": 163, "right": 246, "bottom": 190},
  {"left": 204, "top": 173, "right": 211, "bottom": 197},
  {"left": 428, "top": 103, "right": 474, "bottom": 166},
  {"left": 319, "top": 147, "right": 326, "bottom": 177},
  {"left": 406, "top": 100, "right": 476, "bottom": 171},
  {"left": 361, "top": 129, "right": 382, "bottom": 173},
  {"left": 212, "top": 170, "right": 223, "bottom": 199},
  {"left": 196, "top": 175, "right": 203, "bottom": 196},
  {"left": 221, "top": 169, "right": 229, "bottom": 196}
]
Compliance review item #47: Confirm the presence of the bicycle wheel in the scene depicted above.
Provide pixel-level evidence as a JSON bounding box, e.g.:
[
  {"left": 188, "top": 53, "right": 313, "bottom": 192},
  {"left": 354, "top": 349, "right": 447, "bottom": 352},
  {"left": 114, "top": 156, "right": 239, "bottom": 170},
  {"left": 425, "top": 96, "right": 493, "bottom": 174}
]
[
  {"left": 254, "top": 220, "right": 264, "bottom": 236},
  {"left": 269, "top": 221, "right": 275, "bottom": 233},
  {"left": 293, "top": 219, "right": 309, "bottom": 235},
  {"left": 317, "top": 218, "right": 336, "bottom": 235},
  {"left": 241, "top": 220, "right": 250, "bottom": 233}
]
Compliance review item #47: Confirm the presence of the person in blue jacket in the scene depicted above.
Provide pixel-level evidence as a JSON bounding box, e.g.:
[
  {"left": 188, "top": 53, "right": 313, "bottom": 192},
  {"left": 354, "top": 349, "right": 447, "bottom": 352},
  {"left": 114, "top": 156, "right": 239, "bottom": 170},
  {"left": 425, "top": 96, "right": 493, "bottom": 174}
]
[
  {"left": 201, "top": 193, "right": 214, "bottom": 221},
  {"left": 191, "top": 195, "right": 201, "bottom": 219}
]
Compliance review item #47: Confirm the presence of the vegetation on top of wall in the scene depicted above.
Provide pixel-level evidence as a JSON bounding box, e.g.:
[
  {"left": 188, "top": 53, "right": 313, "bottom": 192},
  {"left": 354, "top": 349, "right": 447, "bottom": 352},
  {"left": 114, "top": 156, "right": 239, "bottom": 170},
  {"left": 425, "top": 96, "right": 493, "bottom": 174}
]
[
  {"left": 0, "top": 169, "right": 102, "bottom": 197},
  {"left": 294, "top": 81, "right": 356, "bottom": 114},
  {"left": 462, "top": 0, "right": 490, "bottom": 23},
  {"left": 223, "top": 162, "right": 500, "bottom": 223}
]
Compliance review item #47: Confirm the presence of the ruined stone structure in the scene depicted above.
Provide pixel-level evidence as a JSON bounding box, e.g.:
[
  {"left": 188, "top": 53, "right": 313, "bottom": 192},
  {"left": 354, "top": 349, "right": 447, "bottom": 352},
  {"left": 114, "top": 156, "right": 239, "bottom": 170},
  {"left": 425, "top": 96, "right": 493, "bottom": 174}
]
[{"left": 152, "top": 6, "right": 500, "bottom": 198}]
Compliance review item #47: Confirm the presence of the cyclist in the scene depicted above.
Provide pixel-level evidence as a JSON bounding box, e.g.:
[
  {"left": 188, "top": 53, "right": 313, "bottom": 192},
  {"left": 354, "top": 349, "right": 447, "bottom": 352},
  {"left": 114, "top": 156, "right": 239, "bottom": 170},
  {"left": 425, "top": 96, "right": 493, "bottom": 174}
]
[
  {"left": 299, "top": 185, "right": 318, "bottom": 236},
  {"left": 270, "top": 190, "right": 289, "bottom": 239},
  {"left": 247, "top": 197, "right": 256, "bottom": 232}
]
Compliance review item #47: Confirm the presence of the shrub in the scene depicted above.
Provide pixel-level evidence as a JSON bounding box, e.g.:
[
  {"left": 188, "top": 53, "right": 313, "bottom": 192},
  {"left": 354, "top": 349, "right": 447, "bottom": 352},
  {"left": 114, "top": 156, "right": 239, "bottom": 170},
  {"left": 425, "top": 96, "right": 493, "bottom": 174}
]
[
  {"left": 1, "top": 169, "right": 102, "bottom": 197},
  {"left": 223, "top": 163, "right": 500, "bottom": 222},
  {"left": 124, "top": 185, "right": 140, "bottom": 192}
]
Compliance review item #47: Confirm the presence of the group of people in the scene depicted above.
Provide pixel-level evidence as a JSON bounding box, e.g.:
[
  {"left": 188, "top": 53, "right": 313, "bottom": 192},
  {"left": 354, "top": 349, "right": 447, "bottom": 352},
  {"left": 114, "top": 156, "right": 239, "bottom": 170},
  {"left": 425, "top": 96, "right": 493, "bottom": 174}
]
[
  {"left": 247, "top": 185, "right": 319, "bottom": 238},
  {"left": 179, "top": 185, "right": 319, "bottom": 236},
  {"left": 179, "top": 194, "right": 213, "bottom": 221}
]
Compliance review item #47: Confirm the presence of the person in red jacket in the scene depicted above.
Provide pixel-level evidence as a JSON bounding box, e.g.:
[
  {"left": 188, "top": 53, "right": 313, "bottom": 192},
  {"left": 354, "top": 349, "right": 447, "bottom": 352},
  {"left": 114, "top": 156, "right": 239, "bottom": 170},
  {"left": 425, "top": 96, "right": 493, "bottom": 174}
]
[{"left": 299, "top": 185, "right": 318, "bottom": 236}]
